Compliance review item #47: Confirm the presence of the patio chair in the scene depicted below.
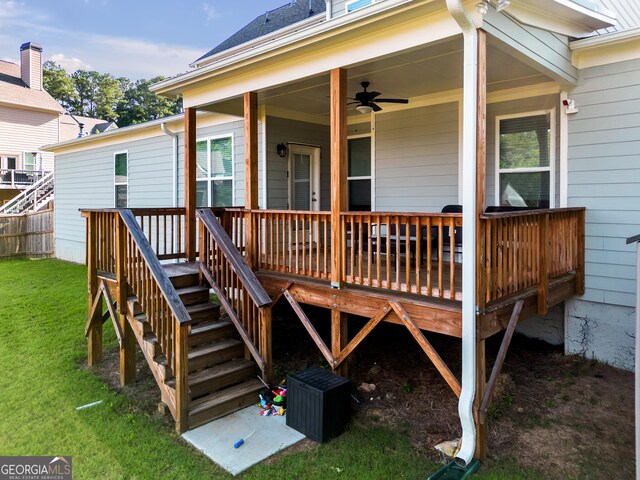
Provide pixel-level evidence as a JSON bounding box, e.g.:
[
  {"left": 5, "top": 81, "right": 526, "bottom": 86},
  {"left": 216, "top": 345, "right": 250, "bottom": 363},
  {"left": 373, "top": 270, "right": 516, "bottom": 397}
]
[{"left": 434, "top": 204, "right": 462, "bottom": 262}]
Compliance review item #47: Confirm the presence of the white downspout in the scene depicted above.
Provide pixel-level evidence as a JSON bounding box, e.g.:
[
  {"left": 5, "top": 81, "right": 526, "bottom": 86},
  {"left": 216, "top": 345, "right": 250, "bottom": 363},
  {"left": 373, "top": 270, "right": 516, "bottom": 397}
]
[
  {"left": 446, "top": 0, "right": 478, "bottom": 467},
  {"left": 160, "top": 123, "right": 179, "bottom": 208}
]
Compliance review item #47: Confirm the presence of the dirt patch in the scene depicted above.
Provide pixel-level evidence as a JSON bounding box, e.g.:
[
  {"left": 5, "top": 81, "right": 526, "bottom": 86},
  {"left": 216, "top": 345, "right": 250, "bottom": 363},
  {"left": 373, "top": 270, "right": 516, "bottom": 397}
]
[
  {"left": 84, "top": 305, "right": 634, "bottom": 479},
  {"left": 269, "top": 305, "right": 634, "bottom": 479}
]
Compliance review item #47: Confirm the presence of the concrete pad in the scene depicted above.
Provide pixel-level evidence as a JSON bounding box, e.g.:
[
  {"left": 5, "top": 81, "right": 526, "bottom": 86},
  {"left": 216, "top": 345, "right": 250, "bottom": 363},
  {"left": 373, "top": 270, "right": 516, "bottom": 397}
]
[{"left": 182, "top": 406, "right": 306, "bottom": 476}]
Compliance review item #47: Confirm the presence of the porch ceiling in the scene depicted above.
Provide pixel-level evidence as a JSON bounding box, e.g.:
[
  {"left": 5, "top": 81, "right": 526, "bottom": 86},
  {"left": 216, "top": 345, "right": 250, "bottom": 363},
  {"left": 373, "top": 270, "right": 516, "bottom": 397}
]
[{"left": 201, "top": 35, "right": 553, "bottom": 120}]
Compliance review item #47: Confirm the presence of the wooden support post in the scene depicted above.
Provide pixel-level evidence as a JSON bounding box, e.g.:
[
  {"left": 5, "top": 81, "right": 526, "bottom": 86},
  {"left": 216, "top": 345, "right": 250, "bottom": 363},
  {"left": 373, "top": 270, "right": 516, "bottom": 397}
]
[
  {"left": 86, "top": 212, "right": 102, "bottom": 366},
  {"left": 330, "top": 68, "right": 347, "bottom": 288},
  {"left": 185, "top": 107, "right": 197, "bottom": 262},
  {"left": 116, "top": 215, "right": 135, "bottom": 385},
  {"left": 260, "top": 307, "right": 273, "bottom": 384},
  {"left": 474, "top": 29, "right": 488, "bottom": 462},
  {"left": 538, "top": 213, "right": 549, "bottom": 314},
  {"left": 331, "top": 310, "right": 348, "bottom": 377},
  {"left": 244, "top": 92, "right": 259, "bottom": 269},
  {"left": 576, "top": 209, "right": 585, "bottom": 295},
  {"left": 476, "top": 29, "right": 487, "bottom": 313},
  {"left": 479, "top": 300, "right": 523, "bottom": 422},
  {"left": 175, "top": 323, "right": 189, "bottom": 434},
  {"left": 474, "top": 339, "right": 487, "bottom": 461}
]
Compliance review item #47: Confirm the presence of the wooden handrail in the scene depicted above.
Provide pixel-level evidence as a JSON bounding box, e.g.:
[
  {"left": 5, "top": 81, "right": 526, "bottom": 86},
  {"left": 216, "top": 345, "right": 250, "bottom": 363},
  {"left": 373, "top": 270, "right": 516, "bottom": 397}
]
[
  {"left": 198, "top": 209, "right": 271, "bottom": 307},
  {"left": 480, "top": 207, "right": 585, "bottom": 219},
  {"left": 198, "top": 208, "right": 272, "bottom": 381},
  {"left": 119, "top": 210, "right": 192, "bottom": 324}
]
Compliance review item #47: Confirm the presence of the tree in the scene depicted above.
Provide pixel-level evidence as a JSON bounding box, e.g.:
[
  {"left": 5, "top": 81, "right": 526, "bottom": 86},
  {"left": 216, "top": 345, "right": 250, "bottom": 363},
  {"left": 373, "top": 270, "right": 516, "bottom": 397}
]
[
  {"left": 42, "top": 61, "right": 76, "bottom": 109},
  {"left": 43, "top": 62, "right": 182, "bottom": 126}
]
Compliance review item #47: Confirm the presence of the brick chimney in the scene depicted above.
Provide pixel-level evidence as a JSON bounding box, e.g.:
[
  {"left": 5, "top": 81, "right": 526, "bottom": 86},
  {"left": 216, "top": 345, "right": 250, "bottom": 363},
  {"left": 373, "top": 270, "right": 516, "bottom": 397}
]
[{"left": 20, "top": 42, "right": 43, "bottom": 91}]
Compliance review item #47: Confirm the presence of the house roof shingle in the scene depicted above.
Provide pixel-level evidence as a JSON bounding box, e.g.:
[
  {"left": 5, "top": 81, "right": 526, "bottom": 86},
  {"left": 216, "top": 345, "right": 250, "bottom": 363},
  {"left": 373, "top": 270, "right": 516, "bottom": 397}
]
[
  {"left": 59, "top": 114, "right": 117, "bottom": 141},
  {"left": 0, "top": 60, "right": 64, "bottom": 113},
  {"left": 194, "top": 0, "right": 326, "bottom": 65}
]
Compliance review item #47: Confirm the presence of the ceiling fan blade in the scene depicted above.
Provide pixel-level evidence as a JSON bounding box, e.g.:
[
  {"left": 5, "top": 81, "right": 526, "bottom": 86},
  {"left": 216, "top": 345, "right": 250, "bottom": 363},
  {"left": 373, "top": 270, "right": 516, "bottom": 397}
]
[
  {"left": 370, "top": 102, "right": 382, "bottom": 112},
  {"left": 347, "top": 101, "right": 360, "bottom": 105},
  {"left": 375, "top": 98, "right": 409, "bottom": 104}
]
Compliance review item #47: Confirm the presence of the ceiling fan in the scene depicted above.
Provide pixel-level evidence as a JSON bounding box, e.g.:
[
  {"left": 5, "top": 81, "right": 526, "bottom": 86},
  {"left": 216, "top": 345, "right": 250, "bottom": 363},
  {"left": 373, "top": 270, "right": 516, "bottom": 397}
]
[{"left": 349, "top": 81, "right": 408, "bottom": 113}]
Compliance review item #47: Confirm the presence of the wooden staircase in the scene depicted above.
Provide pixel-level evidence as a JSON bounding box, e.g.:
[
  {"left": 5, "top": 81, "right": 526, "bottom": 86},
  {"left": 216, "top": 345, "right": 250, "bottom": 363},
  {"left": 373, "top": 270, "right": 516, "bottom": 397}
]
[{"left": 127, "top": 262, "right": 263, "bottom": 429}]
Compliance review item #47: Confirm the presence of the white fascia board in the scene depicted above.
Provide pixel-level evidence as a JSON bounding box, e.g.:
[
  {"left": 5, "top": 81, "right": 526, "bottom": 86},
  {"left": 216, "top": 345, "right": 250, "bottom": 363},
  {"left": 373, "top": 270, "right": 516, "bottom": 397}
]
[
  {"left": 505, "top": 0, "right": 616, "bottom": 37},
  {"left": 571, "top": 27, "right": 640, "bottom": 68},
  {"left": 151, "top": 0, "right": 433, "bottom": 97}
]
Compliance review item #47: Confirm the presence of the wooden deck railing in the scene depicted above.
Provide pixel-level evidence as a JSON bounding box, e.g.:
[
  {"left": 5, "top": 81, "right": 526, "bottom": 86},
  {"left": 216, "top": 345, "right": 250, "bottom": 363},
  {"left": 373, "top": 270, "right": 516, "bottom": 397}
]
[
  {"left": 82, "top": 208, "right": 187, "bottom": 270},
  {"left": 198, "top": 209, "right": 273, "bottom": 381},
  {"left": 341, "top": 212, "right": 462, "bottom": 299},
  {"left": 253, "top": 210, "right": 332, "bottom": 280},
  {"left": 83, "top": 208, "right": 192, "bottom": 432},
  {"left": 480, "top": 208, "right": 585, "bottom": 306}
]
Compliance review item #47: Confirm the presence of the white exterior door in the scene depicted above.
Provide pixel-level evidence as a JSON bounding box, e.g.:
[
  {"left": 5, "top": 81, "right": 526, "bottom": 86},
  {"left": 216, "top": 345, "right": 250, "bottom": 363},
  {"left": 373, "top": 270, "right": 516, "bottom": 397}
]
[{"left": 289, "top": 145, "right": 320, "bottom": 211}]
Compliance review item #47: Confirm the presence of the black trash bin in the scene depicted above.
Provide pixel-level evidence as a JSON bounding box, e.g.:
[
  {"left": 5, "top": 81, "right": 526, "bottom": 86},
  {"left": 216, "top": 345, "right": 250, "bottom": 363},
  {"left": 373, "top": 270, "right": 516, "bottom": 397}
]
[{"left": 286, "top": 368, "right": 351, "bottom": 442}]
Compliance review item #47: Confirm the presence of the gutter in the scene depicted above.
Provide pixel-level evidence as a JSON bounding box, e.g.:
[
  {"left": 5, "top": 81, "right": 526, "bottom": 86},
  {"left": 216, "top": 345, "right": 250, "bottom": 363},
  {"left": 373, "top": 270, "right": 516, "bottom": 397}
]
[
  {"left": 160, "top": 123, "right": 180, "bottom": 208},
  {"left": 446, "top": 0, "right": 477, "bottom": 468}
]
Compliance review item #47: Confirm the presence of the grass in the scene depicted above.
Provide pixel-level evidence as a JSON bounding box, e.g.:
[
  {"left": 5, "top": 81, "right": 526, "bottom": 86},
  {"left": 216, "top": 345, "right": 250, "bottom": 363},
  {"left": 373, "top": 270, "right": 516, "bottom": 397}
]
[{"left": 0, "top": 258, "right": 548, "bottom": 479}]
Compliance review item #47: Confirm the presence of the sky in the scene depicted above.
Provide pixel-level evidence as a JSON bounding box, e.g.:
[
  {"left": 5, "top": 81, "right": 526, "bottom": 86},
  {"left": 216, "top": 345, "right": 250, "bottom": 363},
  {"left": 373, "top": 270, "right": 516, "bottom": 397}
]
[{"left": 0, "top": 0, "right": 290, "bottom": 80}]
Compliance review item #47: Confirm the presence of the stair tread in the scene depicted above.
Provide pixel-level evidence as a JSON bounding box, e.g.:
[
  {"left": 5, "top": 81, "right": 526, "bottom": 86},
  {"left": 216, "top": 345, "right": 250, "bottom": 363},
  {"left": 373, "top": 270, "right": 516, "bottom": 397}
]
[
  {"left": 188, "top": 338, "right": 243, "bottom": 360},
  {"left": 186, "top": 302, "right": 220, "bottom": 314},
  {"left": 188, "top": 359, "right": 256, "bottom": 386},
  {"left": 190, "top": 320, "right": 232, "bottom": 336},
  {"left": 163, "top": 263, "right": 199, "bottom": 277},
  {"left": 176, "top": 285, "right": 210, "bottom": 296},
  {"left": 189, "top": 379, "right": 263, "bottom": 416}
]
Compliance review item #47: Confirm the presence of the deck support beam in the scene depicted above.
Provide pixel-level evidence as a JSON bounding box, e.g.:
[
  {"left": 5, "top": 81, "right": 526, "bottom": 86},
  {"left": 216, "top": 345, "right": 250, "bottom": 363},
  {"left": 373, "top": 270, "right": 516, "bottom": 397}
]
[
  {"left": 116, "top": 216, "right": 136, "bottom": 386},
  {"left": 475, "top": 28, "right": 488, "bottom": 462},
  {"left": 479, "top": 299, "right": 523, "bottom": 423},
  {"left": 331, "top": 310, "right": 348, "bottom": 377},
  {"left": 86, "top": 212, "right": 102, "bottom": 366},
  {"left": 185, "top": 107, "right": 197, "bottom": 262},
  {"left": 330, "top": 67, "right": 347, "bottom": 288},
  {"left": 244, "top": 91, "right": 259, "bottom": 269}
]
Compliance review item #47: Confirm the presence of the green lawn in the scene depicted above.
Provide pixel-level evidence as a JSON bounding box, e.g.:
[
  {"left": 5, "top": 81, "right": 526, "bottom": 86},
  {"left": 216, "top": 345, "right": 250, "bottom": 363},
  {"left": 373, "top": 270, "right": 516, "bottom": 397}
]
[{"left": 0, "top": 259, "right": 544, "bottom": 479}]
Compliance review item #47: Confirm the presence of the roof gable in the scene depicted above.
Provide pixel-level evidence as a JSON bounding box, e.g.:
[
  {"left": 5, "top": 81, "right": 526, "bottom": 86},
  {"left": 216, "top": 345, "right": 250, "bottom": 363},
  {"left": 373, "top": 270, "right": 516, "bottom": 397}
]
[{"left": 194, "top": 0, "right": 326, "bottom": 65}]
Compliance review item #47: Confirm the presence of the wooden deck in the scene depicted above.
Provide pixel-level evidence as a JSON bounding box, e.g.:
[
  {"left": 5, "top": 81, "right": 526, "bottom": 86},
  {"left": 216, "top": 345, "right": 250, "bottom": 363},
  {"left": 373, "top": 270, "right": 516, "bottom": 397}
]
[{"left": 82, "top": 205, "right": 585, "bottom": 460}]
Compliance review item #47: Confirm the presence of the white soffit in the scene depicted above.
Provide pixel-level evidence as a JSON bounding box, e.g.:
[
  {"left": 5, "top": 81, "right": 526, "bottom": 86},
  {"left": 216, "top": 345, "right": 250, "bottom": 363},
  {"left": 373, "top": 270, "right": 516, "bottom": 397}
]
[{"left": 504, "top": 0, "right": 616, "bottom": 37}]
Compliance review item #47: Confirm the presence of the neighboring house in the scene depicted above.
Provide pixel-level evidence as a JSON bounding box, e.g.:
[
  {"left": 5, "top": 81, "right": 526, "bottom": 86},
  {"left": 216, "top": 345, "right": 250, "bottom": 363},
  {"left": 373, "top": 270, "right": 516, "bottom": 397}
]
[
  {"left": 0, "top": 43, "right": 62, "bottom": 205},
  {"left": 59, "top": 114, "right": 117, "bottom": 140},
  {"left": 45, "top": 0, "right": 639, "bottom": 460},
  {"left": 0, "top": 42, "right": 110, "bottom": 208}
]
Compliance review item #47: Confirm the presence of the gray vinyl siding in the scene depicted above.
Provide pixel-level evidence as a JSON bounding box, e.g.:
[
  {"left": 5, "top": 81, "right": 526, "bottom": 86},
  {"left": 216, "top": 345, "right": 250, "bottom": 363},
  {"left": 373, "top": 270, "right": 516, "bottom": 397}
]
[
  {"left": 486, "top": 94, "right": 560, "bottom": 207},
  {"left": 265, "top": 116, "right": 330, "bottom": 210},
  {"left": 567, "top": 58, "right": 640, "bottom": 308},
  {"left": 54, "top": 135, "right": 175, "bottom": 263},
  {"left": 331, "top": 0, "right": 346, "bottom": 18},
  {"left": 375, "top": 102, "right": 458, "bottom": 212},
  {"left": 482, "top": 8, "right": 577, "bottom": 84},
  {"left": 54, "top": 117, "right": 256, "bottom": 263}
]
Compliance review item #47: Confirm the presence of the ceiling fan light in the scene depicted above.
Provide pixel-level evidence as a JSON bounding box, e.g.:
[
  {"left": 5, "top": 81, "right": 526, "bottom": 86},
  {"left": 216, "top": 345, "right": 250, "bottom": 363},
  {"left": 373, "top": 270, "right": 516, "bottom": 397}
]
[
  {"left": 496, "top": 0, "right": 510, "bottom": 12},
  {"left": 356, "top": 104, "right": 373, "bottom": 114}
]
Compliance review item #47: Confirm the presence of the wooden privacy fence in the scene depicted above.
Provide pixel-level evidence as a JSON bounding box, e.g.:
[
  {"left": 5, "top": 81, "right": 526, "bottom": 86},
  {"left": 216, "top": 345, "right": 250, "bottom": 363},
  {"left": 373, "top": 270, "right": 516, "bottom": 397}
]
[{"left": 0, "top": 209, "right": 54, "bottom": 259}]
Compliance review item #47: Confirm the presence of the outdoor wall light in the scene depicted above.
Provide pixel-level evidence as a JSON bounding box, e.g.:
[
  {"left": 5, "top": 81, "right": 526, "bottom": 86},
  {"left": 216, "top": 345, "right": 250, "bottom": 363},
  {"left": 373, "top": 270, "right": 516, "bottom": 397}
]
[
  {"left": 277, "top": 143, "right": 288, "bottom": 157},
  {"left": 475, "top": 1, "right": 489, "bottom": 15},
  {"left": 356, "top": 104, "right": 373, "bottom": 114}
]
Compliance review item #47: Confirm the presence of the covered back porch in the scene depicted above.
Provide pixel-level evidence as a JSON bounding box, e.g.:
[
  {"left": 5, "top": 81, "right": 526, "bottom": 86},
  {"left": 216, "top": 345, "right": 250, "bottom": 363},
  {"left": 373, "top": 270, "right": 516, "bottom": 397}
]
[{"left": 84, "top": 1, "right": 589, "bottom": 461}]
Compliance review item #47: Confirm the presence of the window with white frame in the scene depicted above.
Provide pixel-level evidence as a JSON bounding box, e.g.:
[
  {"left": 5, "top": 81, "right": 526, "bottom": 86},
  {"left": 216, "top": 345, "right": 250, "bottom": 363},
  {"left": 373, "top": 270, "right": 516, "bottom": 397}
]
[
  {"left": 196, "top": 136, "right": 234, "bottom": 207},
  {"left": 496, "top": 111, "right": 553, "bottom": 209},
  {"left": 114, "top": 151, "right": 128, "bottom": 207},
  {"left": 347, "top": 136, "right": 372, "bottom": 211},
  {"left": 346, "top": 0, "right": 374, "bottom": 13}
]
